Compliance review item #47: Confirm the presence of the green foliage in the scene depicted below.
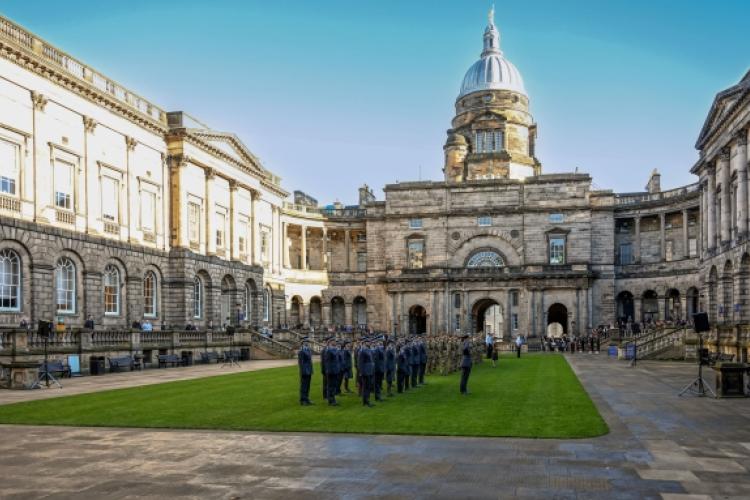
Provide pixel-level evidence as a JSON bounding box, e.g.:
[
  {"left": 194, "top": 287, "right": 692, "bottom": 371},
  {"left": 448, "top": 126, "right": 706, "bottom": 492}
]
[{"left": 0, "top": 354, "right": 607, "bottom": 438}]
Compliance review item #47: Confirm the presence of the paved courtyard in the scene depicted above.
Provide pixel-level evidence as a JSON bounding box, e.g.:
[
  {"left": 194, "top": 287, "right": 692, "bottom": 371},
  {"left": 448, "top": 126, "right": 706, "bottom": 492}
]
[{"left": 0, "top": 355, "right": 748, "bottom": 499}]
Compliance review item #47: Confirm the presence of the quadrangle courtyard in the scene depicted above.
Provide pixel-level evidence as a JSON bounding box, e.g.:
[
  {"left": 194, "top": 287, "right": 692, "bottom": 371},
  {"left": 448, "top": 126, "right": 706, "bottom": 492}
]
[{"left": 0, "top": 354, "right": 749, "bottom": 499}]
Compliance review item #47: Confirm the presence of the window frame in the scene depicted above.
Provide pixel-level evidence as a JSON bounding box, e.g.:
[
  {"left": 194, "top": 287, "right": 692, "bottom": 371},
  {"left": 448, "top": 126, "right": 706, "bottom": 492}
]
[
  {"left": 193, "top": 277, "right": 203, "bottom": 319},
  {"left": 0, "top": 137, "right": 20, "bottom": 197},
  {"left": 188, "top": 201, "right": 201, "bottom": 244},
  {"left": 408, "top": 218, "right": 423, "bottom": 229},
  {"left": 53, "top": 158, "right": 75, "bottom": 211},
  {"left": 477, "top": 215, "right": 492, "bottom": 227},
  {"left": 143, "top": 271, "right": 157, "bottom": 318},
  {"left": 55, "top": 257, "right": 76, "bottom": 315},
  {"left": 103, "top": 264, "right": 120, "bottom": 316},
  {"left": 0, "top": 248, "right": 21, "bottom": 312},
  {"left": 547, "top": 233, "right": 567, "bottom": 265},
  {"left": 406, "top": 237, "right": 425, "bottom": 269}
]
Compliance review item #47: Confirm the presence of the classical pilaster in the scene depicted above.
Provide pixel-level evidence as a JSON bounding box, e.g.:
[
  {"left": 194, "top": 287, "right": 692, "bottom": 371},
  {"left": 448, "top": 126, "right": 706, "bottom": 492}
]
[
  {"left": 737, "top": 132, "right": 749, "bottom": 239},
  {"left": 719, "top": 149, "right": 731, "bottom": 246},
  {"left": 700, "top": 182, "right": 707, "bottom": 256},
  {"left": 229, "top": 181, "right": 239, "bottom": 261},
  {"left": 634, "top": 217, "right": 641, "bottom": 263},
  {"left": 682, "top": 210, "right": 689, "bottom": 259},
  {"left": 124, "top": 136, "right": 137, "bottom": 242},
  {"left": 345, "top": 229, "right": 351, "bottom": 272},
  {"left": 707, "top": 165, "right": 717, "bottom": 251},
  {"left": 322, "top": 227, "right": 328, "bottom": 271},
  {"left": 282, "top": 222, "right": 290, "bottom": 268},
  {"left": 250, "top": 191, "right": 259, "bottom": 265},
  {"left": 301, "top": 225, "right": 308, "bottom": 270},
  {"left": 659, "top": 212, "right": 666, "bottom": 261},
  {"left": 204, "top": 168, "right": 215, "bottom": 256}
]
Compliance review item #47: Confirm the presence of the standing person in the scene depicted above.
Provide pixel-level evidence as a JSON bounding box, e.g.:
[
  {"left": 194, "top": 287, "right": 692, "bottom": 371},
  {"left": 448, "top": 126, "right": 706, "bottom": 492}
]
[
  {"left": 485, "top": 332, "right": 494, "bottom": 359},
  {"left": 342, "top": 342, "right": 353, "bottom": 393},
  {"left": 385, "top": 340, "right": 396, "bottom": 396},
  {"left": 320, "top": 339, "right": 328, "bottom": 400},
  {"left": 515, "top": 334, "right": 523, "bottom": 358},
  {"left": 324, "top": 338, "right": 340, "bottom": 406},
  {"left": 373, "top": 338, "right": 385, "bottom": 402},
  {"left": 297, "top": 337, "right": 313, "bottom": 405},
  {"left": 397, "top": 342, "right": 409, "bottom": 393},
  {"left": 409, "top": 339, "right": 420, "bottom": 388},
  {"left": 491, "top": 340, "right": 499, "bottom": 367},
  {"left": 459, "top": 334, "right": 473, "bottom": 395},
  {"left": 418, "top": 338, "right": 428, "bottom": 385},
  {"left": 358, "top": 338, "right": 375, "bottom": 407},
  {"left": 353, "top": 340, "right": 362, "bottom": 396}
]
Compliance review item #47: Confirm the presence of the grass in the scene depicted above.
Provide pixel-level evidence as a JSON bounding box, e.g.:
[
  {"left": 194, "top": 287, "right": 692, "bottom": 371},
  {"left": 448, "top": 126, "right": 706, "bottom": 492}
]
[{"left": 0, "top": 354, "right": 608, "bottom": 438}]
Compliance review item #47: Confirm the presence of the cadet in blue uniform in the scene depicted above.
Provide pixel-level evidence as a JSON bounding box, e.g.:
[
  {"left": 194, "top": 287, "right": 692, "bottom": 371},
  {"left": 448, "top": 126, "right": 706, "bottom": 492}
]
[
  {"left": 385, "top": 340, "right": 396, "bottom": 396},
  {"left": 342, "top": 341, "right": 353, "bottom": 393},
  {"left": 373, "top": 337, "right": 385, "bottom": 402},
  {"left": 320, "top": 341, "right": 328, "bottom": 399},
  {"left": 336, "top": 340, "right": 346, "bottom": 395},
  {"left": 397, "top": 342, "right": 409, "bottom": 393},
  {"left": 418, "top": 338, "right": 427, "bottom": 385},
  {"left": 357, "top": 338, "right": 375, "bottom": 407},
  {"left": 297, "top": 337, "right": 313, "bottom": 405},
  {"left": 324, "top": 338, "right": 340, "bottom": 406},
  {"left": 409, "top": 339, "right": 420, "bottom": 388},
  {"left": 460, "top": 333, "right": 473, "bottom": 395}
]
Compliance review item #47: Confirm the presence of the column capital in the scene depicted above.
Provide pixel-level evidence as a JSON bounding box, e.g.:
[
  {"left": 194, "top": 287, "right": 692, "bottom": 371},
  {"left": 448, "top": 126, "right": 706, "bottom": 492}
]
[
  {"left": 30, "top": 91, "right": 48, "bottom": 111},
  {"left": 719, "top": 147, "right": 731, "bottom": 161},
  {"left": 125, "top": 136, "right": 137, "bottom": 151},
  {"left": 82, "top": 115, "right": 97, "bottom": 133},
  {"left": 735, "top": 129, "right": 748, "bottom": 146},
  {"left": 229, "top": 179, "right": 238, "bottom": 191},
  {"left": 204, "top": 167, "right": 215, "bottom": 179}
]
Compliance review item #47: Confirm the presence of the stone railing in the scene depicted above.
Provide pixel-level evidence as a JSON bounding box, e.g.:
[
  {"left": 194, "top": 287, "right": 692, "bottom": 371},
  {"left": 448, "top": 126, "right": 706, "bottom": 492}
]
[
  {"left": 614, "top": 183, "right": 700, "bottom": 206},
  {"left": 0, "top": 15, "right": 166, "bottom": 124},
  {"left": 249, "top": 331, "right": 295, "bottom": 359}
]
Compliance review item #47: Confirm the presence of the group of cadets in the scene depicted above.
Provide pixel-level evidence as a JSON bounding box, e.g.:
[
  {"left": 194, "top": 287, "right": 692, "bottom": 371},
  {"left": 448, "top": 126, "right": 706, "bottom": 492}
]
[{"left": 297, "top": 333, "right": 483, "bottom": 406}]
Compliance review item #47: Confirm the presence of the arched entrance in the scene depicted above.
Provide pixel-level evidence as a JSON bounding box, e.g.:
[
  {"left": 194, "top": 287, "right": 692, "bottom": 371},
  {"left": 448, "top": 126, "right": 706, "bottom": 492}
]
[
  {"left": 353, "top": 296, "right": 367, "bottom": 328},
  {"left": 616, "top": 291, "right": 634, "bottom": 324},
  {"left": 722, "top": 260, "right": 734, "bottom": 322},
  {"left": 666, "top": 289, "right": 680, "bottom": 321},
  {"left": 686, "top": 287, "right": 699, "bottom": 320},
  {"left": 408, "top": 305, "right": 427, "bottom": 335},
  {"left": 309, "top": 297, "right": 322, "bottom": 327},
  {"left": 290, "top": 296, "right": 303, "bottom": 328},
  {"left": 220, "top": 275, "right": 237, "bottom": 327},
  {"left": 642, "top": 290, "right": 658, "bottom": 323},
  {"left": 547, "top": 303, "right": 568, "bottom": 337},
  {"left": 471, "top": 298, "right": 503, "bottom": 337},
  {"left": 331, "top": 297, "right": 345, "bottom": 326}
]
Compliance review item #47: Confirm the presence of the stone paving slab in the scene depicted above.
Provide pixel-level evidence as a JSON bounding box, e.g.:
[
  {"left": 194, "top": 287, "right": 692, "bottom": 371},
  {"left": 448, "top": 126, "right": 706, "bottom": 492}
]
[{"left": 0, "top": 354, "right": 748, "bottom": 499}]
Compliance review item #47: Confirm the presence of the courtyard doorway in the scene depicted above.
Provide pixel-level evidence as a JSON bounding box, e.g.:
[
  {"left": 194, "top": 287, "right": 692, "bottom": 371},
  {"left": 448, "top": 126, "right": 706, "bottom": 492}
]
[
  {"left": 220, "top": 275, "right": 236, "bottom": 327},
  {"left": 547, "top": 303, "right": 568, "bottom": 336},
  {"left": 408, "top": 305, "right": 427, "bottom": 335},
  {"left": 616, "top": 291, "right": 634, "bottom": 324},
  {"left": 471, "top": 298, "right": 503, "bottom": 338}
]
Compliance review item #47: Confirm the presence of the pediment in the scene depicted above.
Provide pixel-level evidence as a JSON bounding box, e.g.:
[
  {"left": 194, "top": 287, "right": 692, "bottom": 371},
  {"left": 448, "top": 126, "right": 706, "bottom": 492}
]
[
  {"left": 696, "top": 72, "right": 750, "bottom": 149},
  {"left": 189, "top": 130, "right": 267, "bottom": 176}
]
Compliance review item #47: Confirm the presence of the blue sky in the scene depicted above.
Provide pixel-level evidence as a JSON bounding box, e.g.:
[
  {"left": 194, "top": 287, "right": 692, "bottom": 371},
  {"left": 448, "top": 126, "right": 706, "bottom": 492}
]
[{"left": 3, "top": 0, "right": 748, "bottom": 203}]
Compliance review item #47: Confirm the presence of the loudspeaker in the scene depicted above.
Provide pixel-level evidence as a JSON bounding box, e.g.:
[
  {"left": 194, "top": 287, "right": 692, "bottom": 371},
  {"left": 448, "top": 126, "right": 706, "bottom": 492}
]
[
  {"left": 37, "top": 320, "right": 53, "bottom": 338},
  {"left": 693, "top": 312, "right": 709, "bottom": 333}
]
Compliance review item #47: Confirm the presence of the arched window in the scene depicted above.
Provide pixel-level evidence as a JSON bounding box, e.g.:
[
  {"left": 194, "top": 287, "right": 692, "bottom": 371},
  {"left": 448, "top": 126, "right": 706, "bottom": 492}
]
[
  {"left": 244, "top": 283, "right": 253, "bottom": 321},
  {"left": 0, "top": 249, "right": 21, "bottom": 311},
  {"left": 467, "top": 250, "right": 504, "bottom": 268},
  {"left": 103, "top": 265, "right": 120, "bottom": 315},
  {"left": 55, "top": 257, "right": 76, "bottom": 314},
  {"left": 143, "top": 271, "right": 157, "bottom": 317},
  {"left": 263, "top": 287, "right": 271, "bottom": 322},
  {"left": 193, "top": 277, "right": 203, "bottom": 319}
]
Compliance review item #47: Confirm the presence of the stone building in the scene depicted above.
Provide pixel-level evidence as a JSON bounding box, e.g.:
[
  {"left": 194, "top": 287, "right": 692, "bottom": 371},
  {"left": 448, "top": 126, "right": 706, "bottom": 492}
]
[{"left": 0, "top": 13, "right": 746, "bottom": 353}]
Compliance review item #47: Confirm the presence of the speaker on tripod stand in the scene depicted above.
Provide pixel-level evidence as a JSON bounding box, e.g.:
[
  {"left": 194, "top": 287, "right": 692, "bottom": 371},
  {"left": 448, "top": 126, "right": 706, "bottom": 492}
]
[
  {"left": 678, "top": 312, "right": 715, "bottom": 397},
  {"left": 30, "top": 320, "right": 62, "bottom": 389},
  {"left": 221, "top": 326, "right": 240, "bottom": 368}
]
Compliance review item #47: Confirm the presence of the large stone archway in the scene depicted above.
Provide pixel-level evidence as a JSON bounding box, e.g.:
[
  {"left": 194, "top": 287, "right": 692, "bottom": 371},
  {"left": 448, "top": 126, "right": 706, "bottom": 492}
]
[
  {"left": 471, "top": 298, "right": 503, "bottom": 337},
  {"left": 408, "top": 305, "right": 427, "bottom": 335},
  {"left": 547, "top": 303, "right": 568, "bottom": 336}
]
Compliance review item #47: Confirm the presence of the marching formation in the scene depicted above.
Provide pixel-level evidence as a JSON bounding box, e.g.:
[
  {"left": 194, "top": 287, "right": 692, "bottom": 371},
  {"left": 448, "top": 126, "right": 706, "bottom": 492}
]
[{"left": 297, "top": 334, "right": 485, "bottom": 406}]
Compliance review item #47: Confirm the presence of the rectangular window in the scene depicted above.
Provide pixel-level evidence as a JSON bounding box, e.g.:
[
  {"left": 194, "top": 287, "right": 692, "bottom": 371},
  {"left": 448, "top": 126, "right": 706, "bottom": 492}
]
[
  {"left": 549, "top": 236, "right": 566, "bottom": 265},
  {"left": 408, "top": 218, "right": 422, "bottom": 229},
  {"left": 407, "top": 239, "right": 424, "bottom": 269},
  {"left": 215, "top": 211, "right": 226, "bottom": 248},
  {"left": 512, "top": 313, "right": 519, "bottom": 330},
  {"left": 511, "top": 291, "right": 519, "bottom": 307},
  {"left": 665, "top": 240, "right": 674, "bottom": 262},
  {"left": 356, "top": 233, "right": 367, "bottom": 242},
  {"left": 261, "top": 229, "right": 270, "bottom": 265},
  {"left": 188, "top": 202, "right": 200, "bottom": 243},
  {"left": 454, "top": 293, "right": 461, "bottom": 308},
  {"left": 477, "top": 215, "right": 491, "bottom": 227},
  {"left": 357, "top": 252, "right": 367, "bottom": 272},
  {"left": 238, "top": 236, "right": 245, "bottom": 253},
  {"left": 493, "top": 130, "right": 504, "bottom": 151},
  {"left": 54, "top": 160, "right": 73, "bottom": 210},
  {"left": 549, "top": 213, "right": 564, "bottom": 223},
  {"left": 0, "top": 139, "right": 18, "bottom": 196},
  {"left": 101, "top": 176, "right": 119, "bottom": 222},
  {"left": 689, "top": 238, "right": 697, "bottom": 258},
  {"left": 141, "top": 190, "right": 156, "bottom": 232},
  {"left": 619, "top": 243, "right": 633, "bottom": 265},
  {"left": 474, "top": 131, "right": 483, "bottom": 153}
]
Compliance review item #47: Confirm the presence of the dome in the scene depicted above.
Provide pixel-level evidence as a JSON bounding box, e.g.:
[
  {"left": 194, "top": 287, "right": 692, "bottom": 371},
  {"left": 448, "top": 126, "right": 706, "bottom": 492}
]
[{"left": 458, "top": 9, "right": 526, "bottom": 99}]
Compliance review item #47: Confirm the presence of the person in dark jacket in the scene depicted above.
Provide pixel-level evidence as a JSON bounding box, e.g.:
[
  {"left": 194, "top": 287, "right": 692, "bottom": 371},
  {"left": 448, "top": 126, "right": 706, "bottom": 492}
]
[
  {"left": 460, "top": 334, "right": 473, "bottom": 395},
  {"left": 297, "top": 337, "right": 314, "bottom": 405},
  {"left": 336, "top": 341, "right": 346, "bottom": 395},
  {"left": 320, "top": 342, "right": 328, "bottom": 400},
  {"left": 409, "top": 339, "right": 420, "bottom": 388},
  {"left": 418, "top": 338, "right": 428, "bottom": 385},
  {"left": 385, "top": 340, "right": 396, "bottom": 396},
  {"left": 357, "top": 338, "right": 375, "bottom": 407},
  {"left": 373, "top": 338, "right": 385, "bottom": 401},
  {"left": 397, "top": 342, "right": 409, "bottom": 393},
  {"left": 342, "top": 342, "right": 353, "bottom": 393},
  {"left": 324, "top": 338, "right": 340, "bottom": 406}
]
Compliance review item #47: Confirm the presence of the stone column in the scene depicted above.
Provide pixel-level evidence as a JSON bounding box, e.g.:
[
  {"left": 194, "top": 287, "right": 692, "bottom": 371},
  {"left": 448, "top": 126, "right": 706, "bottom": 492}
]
[
  {"left": 720, "top": 149, "right": 731, "bottom": 246},
  {"left": 587, "top": 287, "right": 593, "bottom": 330},
  {"left": 737, "top": 133, "right": 749, "bottom": 239},
  {"left": 634, "top": 297, "right": 642, "bottom": 324},
  {"left": 345, "top": 229, "right": 351, "bottom": 272},
  {"left": 390, "top": 292, "right": 397, "bottom": 335},
  {"left": 540, "top": 288, "right": 546, "bottom": 337},
  {"left": 399, "top": 293, "right": 406, "bottom": 336},
  {"left": 282, "top": 222, "right": 289, "bottom": 268},
  {"left": 634, "top": 217, "right": 641, "bottom": 263},
  {"left": 322, "top": 302, "right": 331, "bottom": 326},
  {"left": 300, "top": 225, "right": 308, "bottom": 270},
  {"left": 659, "top": 212, "right": 666, "bottom": 261},
  {"left": 707, "top": 166, "right": 717, "bottom": 251},
  {"left": 700, "top": 183, "right": 707, "bottom": 256},
  {"left": 463, "top": 290, "right": 470, "bottom": 333},
  {"left": 322, "top": 228, "right": 328, "bottom": 271},
  {"left": 204, "top": 168, "right": 215, "bottom": 256},
  {"left": 229, "top": 181, "right": 239, "bottom": 261},
  {"left": 250, "top": 191, "right": 259, "bottom": 265},
  {"left": 682, "top": 210, "right": 689, "bottom": 259},
  {"left": 175, "top": 158, "right": 189, "bottom": 248}
]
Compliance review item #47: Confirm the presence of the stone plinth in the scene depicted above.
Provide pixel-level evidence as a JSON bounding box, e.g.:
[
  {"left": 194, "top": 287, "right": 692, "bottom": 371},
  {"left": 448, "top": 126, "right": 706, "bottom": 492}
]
[{"left": 1, "top": 361, "right": 41, "bottom": 390}]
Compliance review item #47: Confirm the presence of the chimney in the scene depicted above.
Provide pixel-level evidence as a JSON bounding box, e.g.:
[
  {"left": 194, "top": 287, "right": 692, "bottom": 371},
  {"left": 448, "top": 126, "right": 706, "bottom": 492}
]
[
  {"left": 358, "top": 184, "right": 375, "bottom": 208},
  {"left": 646, "top": 169, "right": 661, "bottom": 194}
]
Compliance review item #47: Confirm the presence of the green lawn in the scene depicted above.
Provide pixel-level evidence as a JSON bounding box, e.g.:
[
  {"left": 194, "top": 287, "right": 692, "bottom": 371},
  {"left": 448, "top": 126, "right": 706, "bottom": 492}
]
[{"left": 0, "top": 354, "right": 608, "bottom": 438}]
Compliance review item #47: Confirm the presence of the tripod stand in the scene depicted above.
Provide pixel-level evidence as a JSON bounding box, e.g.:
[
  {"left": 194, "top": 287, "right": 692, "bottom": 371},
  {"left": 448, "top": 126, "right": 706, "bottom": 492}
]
[
  {"left": 221, "top": 329, "right": 240, "bottom": 368},
  {"left": 30, "top": 333, "right": 62, "bottom": 389},
  {"left": 678, "top": 333, "right": 715, "bottom": 397}
]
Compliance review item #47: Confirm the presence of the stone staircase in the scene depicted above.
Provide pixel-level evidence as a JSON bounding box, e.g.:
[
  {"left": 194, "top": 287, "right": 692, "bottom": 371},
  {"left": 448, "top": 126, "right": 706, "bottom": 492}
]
[{"left": 627, "top": 327, "right": 687, "bottom": 360}]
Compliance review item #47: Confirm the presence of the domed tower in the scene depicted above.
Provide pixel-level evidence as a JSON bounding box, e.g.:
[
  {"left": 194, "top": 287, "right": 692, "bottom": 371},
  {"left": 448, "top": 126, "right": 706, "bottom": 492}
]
[{"left": 444, "top": 8, "right": 541, "bottom": 183}]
